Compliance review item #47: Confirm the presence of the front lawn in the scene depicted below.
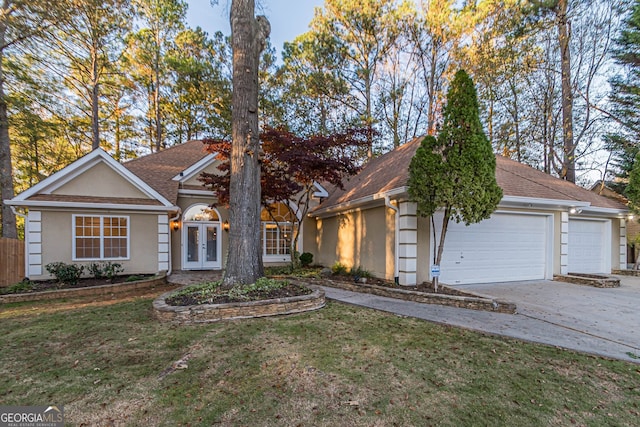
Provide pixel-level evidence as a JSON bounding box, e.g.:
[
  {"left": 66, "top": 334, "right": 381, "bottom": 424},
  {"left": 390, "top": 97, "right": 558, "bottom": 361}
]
[{"left": 0, "top": 296, "right": 638, "bottom": 426}]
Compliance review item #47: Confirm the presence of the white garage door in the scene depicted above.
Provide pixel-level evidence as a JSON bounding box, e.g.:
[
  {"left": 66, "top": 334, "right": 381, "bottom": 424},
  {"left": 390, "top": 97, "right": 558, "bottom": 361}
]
[
  {"left": 568, "top": 219, "right": 609, "bottom": 273},
  {"left": 433, "top": 212, "right": 549, "bottom": 285}
]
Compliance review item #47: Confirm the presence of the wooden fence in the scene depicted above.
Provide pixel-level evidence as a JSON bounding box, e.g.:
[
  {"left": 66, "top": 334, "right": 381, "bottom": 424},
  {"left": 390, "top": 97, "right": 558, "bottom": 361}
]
[{"left": 0, "top": 238, "right": 24, "bottom": 287}]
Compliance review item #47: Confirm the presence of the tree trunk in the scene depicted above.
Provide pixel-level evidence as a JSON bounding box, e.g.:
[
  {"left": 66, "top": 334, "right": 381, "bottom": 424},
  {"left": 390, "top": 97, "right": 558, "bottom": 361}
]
[
  {"left": 510, "top": 80, "right": 521, "bottom": 162},
  {"left": 154, "top": 68, "right": 162, "bottom": 151},
  {"left": 557, "top": 0, "right": 575, "bottom": 182},
  {"left": 365, "top": 68, "right": 373, "bottom": 159},
  {"left": 154, "top": 31, "right": 162, "bottom": 152},
  {"left": 427, "top": 41, "right": 438, "bottom": 135},
  {"left": 432, "top": 206, "right": 451, "bottom": 293},
  {"left": 223, "top": 0, "right": 270, "bottom": 287},
  {"left": 91, "top": 50, "right": 100, "bottom": 151},
  {"left": 0, "top": 15, "right": 16, "bottom": 238}
]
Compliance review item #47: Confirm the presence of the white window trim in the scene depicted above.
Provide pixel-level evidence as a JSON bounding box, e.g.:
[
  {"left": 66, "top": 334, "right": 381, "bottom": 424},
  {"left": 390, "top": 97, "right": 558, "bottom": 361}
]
[
  {"left": 262, "top": 221, "right": 294, "bottom": 260},
  {"left": 72, "top": 214, "right": 131, "bottom": 261}
]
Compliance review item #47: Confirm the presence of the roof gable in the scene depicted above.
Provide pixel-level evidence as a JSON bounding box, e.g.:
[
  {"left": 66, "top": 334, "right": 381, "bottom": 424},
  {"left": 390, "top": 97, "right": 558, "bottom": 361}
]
[
  {"left": 123, "top": 140, "right": 211, "bottom": 203},
  {"left": 10, "top": 149, "right": 174, "bottom": 208},
  {"left": 172, "top": 153, "right": 218, "bottom": 184},
  {"left": 51, "top": 161, "right": 149, "bottom": 199}
]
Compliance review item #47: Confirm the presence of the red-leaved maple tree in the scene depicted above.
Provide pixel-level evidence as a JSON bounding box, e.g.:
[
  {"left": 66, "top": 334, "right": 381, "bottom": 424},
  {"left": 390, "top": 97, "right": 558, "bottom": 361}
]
[{"left": 200, "top": 126, "right": 370, "bottom": 263}]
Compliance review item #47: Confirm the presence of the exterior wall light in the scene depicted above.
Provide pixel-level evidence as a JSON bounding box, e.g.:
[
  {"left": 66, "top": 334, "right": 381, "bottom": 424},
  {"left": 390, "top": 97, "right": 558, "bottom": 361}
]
[
  {"left": 569, "top": 207, "right": 582, "bottom": 215},
  {"left": 223, "top": 220, "right": 230, "bottom": 232},
  {"left": 172, "top": 220, "right": 180, "bottom": 231}
]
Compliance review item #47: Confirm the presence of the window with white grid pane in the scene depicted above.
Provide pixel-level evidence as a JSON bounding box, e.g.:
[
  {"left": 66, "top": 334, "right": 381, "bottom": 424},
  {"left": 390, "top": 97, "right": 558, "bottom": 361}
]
[
  {"left": 260, "top": 203, "right": 296, "bottom": 257},
  {"left": 73, "top": 215, "right": 129, "bottom": 260}
]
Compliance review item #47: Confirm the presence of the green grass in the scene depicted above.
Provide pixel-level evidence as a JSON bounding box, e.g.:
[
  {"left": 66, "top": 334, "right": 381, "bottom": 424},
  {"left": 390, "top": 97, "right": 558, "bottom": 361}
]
[{"left": 1, "top": 296, "right": 639, "bottom": 426}]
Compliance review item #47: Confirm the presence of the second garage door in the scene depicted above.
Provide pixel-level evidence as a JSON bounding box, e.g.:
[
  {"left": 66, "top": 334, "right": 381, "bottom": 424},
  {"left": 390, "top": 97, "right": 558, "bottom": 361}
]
[
  {"left": 568, "top": 218, "right": 610, "bottom": 273},
  {"left": 433, "top": 212, "right": 550, "bottom": 285}
]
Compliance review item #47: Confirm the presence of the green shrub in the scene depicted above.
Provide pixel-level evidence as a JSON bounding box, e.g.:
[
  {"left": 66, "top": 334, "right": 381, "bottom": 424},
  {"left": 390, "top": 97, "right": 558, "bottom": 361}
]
[
  {"left": 170, "top": 281, "right": 222, "bottom": 301},
  {"left": 102, "top": 262, "right": 124, "bottom": 280},
  {"left": 299, "top": 252, "right": 314, "bottom": 267},
  {"left": 265, "top": 265, "right": 294, "bottom": 276},
  {"left": 1, "top": 280, "right": 33, "bottom": 294},
  {"left": 227, "top": 277, "right": 290, "bottom": 301},
  {"left": 88, "top": 263, "right": 104, "bottom": 279},
  {"left": 331, "top": 262, "right": 348, "bottom": 275},
  {"left": 88, "top": 262, "right": 124, "bottom": 280},
  {"left": 125, "top": 275, "right": 145, "bottom": 282},
  {"left": 45, "top": 262, "right": 84, "bottom": 285},
  {"left": 350, "top": 265, "right": 373, "bottom": 279}
]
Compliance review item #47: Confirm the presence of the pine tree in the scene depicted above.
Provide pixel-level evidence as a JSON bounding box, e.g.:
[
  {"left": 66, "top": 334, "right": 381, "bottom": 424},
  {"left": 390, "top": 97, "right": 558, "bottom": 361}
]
[
  {"left": 408, "top": 69, "right": 502, "bottom": 290},
  {"left": 608, "top": 0, "right": 640, "bottom": 189}
]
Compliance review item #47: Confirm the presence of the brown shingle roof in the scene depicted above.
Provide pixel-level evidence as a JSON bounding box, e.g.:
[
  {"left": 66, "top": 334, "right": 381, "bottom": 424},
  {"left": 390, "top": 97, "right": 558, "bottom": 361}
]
[
  {"left": 316, "top": 137, "right": 627, "bottom": 212},
  {"left": 495, "top": 156, "right": 626, "bottom": 209},
  {"left": 317, "top": 137, "right": 421, "bottom": 209},
  {"left": 27, "top": 194, "right": 162, "bottom": 206},
  {"left": 123, "top": 140, "right": 210, "bottom": 203}
]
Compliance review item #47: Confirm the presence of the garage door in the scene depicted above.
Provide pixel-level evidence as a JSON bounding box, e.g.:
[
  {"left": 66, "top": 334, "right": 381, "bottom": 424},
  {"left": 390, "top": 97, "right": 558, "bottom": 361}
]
[
  {"left": 568, "top": 219, "right": 609, "bottom": 273},
  {"left": 433, "top": 212, "right": 549, "bottom": 285}
]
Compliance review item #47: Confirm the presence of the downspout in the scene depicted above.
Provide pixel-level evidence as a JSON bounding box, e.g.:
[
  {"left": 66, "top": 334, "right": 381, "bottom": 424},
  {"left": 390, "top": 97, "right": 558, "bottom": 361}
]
[
  {"left": 385, "top": 196, "right": 399, "bottom": 285},
  {"left": 167, "top": 209, "right": 181, "bottom": 276},
  {"left": 10, "top": 206, "right": 27, "bottom": 279}
]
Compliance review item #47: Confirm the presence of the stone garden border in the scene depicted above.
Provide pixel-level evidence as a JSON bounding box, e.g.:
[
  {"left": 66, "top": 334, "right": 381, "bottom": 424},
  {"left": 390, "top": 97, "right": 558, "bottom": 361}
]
[
  {"left": 0, "top": 273, "right": 170, "bottom": 304},
  {"left": 153, "top": 283, "right": 325, "bottom": 324},
  {"left": 315, "top": 278, "right": 516, "bottom": 314},
  {"left": 612, "top": 269, "right": 640, "bottom": 277},
  {"left": 553, "top": 273, "right": 620, "bottom": 288}
]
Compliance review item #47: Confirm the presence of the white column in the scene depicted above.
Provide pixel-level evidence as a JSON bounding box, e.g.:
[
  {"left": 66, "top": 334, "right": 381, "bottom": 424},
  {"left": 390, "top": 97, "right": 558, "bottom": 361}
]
[
  {"left": 158, "top": 215, "right": 170, "bottom": 272},
  {"left": 560, "top": 211, "right": 569, "bottom": 274},
  {"left": 620, "top": 219, "right": 627, "bottom": 270},
  {"left": 27, "top": 211, "right": 42, "bottom": 276},
  {"left": 398, "top": 201, "right": 417, "bottom": 286}
]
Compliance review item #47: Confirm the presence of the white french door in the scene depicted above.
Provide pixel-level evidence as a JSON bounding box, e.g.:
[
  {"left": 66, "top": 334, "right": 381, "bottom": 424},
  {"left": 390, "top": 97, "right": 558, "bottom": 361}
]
[{"left": 183, "top": 222, "right": 221, "bottom": 270}]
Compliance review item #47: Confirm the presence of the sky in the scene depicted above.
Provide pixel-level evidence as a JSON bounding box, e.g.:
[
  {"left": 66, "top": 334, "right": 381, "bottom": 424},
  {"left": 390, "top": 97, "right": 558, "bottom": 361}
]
[{"left": 186, "top": 0, "right": 326, "bottom": 55}]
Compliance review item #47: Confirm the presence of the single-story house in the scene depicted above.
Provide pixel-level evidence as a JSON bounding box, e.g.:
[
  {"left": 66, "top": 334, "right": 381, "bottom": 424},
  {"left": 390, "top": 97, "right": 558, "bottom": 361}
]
[
  {"left": 310, "top": 138, "right": 629, "bottom": 286},
  {"left": 6, "top": 141, "right": 321, "bottom": 280},
  {"left": 5, "top": 137, "right": 630, "bottom": 285}
]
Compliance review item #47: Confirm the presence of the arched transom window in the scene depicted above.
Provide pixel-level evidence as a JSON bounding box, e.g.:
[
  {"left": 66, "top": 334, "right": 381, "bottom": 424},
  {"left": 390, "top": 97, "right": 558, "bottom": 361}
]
[{"left": 183, "top": 204, "right": 220, "bottom": 222}]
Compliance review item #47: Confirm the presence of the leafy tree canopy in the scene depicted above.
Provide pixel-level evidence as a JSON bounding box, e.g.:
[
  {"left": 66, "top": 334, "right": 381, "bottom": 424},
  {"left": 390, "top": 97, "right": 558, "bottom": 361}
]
[{"left": 200, "top": 126, "right": 370, "bottom": 207}]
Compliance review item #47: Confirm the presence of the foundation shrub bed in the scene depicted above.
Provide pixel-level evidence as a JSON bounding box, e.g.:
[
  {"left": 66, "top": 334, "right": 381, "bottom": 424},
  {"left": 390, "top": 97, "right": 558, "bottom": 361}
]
[
  {"left": 0, "top": 274, "right": 156, "bottom": 295},
  {"left": 45, "top": 262, "right": 85, "bottom": 286},
  {"left": 87, "top": 262, "right": 124, "bottom": 280}
]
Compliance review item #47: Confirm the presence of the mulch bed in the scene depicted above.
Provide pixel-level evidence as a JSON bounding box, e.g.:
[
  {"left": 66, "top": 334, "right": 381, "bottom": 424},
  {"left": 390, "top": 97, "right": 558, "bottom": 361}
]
[
  {"left": 325, "top": 275, "right": 467, "bottom": 296},
  {"left": 166, "top": 283, "right": 312, "bottom": 306},
  {"left": 1, "top": 275, "right": 154, "bottom": 294}
]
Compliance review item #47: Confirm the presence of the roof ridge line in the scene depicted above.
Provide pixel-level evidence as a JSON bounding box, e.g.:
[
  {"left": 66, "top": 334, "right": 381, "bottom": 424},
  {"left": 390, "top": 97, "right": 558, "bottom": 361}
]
[
  {"left": 124, "top": 140, "right": 205, "bottom": 164},
  {"left": 496, "top": 161, "right": 583, "bottom": 203}
]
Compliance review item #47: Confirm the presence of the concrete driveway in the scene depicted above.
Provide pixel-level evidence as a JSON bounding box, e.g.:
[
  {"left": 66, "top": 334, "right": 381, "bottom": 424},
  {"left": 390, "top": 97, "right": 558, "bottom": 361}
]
[{"left": 457, "top": 276, "right": 640, "bottom": 363}]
